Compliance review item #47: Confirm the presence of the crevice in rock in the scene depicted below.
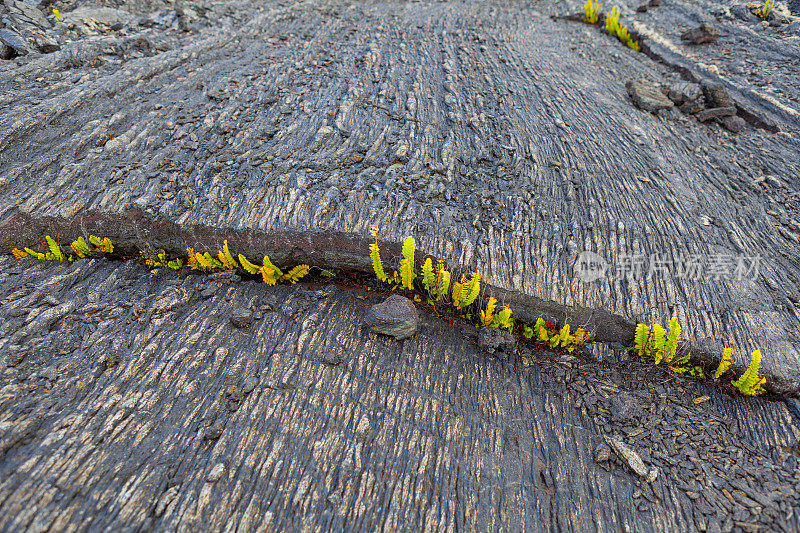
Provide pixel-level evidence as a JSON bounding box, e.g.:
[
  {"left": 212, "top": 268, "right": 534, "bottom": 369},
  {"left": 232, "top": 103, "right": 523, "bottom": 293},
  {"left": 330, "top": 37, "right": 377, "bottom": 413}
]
[{"left": 2, "top": 207, "right": 798, "bottom": 397}]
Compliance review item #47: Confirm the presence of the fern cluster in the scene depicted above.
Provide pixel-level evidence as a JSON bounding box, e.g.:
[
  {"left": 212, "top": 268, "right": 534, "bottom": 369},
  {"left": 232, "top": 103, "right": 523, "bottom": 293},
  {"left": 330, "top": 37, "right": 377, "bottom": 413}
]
[
  {"left": 605, "top": 6, "right": 640, "bottom": 52},
  {"left": 525, "top": 318, "right": 590, "bottom": 353},
  {"left": 367, "top": 230, "right": 591, "bottom": 354},
  {"left": 13, "top": 235, "right": 113, "bottom": 263},
  {"left": 584, "top": 0, "right": 600, "bottom": 24},
  {"left": 11, "top": 236, "right": 310, "bottom": 288},
  {"left": 368, "top": 232, "right": 479, "bottom": 310},
  {"left": 632, "top": 320, "right": 766, "bottom": 395}
]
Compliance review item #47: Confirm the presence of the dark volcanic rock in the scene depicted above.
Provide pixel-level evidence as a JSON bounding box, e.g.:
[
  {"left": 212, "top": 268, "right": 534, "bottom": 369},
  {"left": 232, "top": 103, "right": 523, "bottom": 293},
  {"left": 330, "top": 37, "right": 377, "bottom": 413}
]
[
  {"left": 681, "top": 24, "right": 720, "bottom": 45},
  {"left": 626, "top": 79, "right": 674, "bottom": 113},
  {"left": 363, "top": 294, "right": 418, "bottom": 340},
  {"left": 478, "top": 326, "right": 516, "bottom": 355}
]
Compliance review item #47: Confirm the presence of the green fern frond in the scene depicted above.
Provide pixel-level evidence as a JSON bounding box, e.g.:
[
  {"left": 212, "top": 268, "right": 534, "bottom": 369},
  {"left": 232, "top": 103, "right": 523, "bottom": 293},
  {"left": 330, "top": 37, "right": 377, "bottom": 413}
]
[
  {"left": 24, "top": 247, "right": 46, "bottom": 261},
  {"left": 650, "top": 323, "right": 667, "bottom": 364},
  {"left": 167, "top": 258, "right": 183, "bottom": 270},
  {"left": 461, "top": 272, "right": 480, "bottom": 308},
  {"left": 732, "top": 350, "right": 766, "bottom": 395},
  {"left": 493, "top": 305, "right": 513, "bottom": 332},
  {"left": 436, "top": 266, "right": 451, "bottom": 301},
  {"left": 402, "top": 236, "right": 415, "bottom": 275}
]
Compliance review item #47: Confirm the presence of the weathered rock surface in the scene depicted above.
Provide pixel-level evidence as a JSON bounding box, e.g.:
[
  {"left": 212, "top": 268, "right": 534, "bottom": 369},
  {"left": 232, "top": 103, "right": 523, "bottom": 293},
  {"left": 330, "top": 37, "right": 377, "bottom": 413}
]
[
  {"left": 363, "top": 294, "right": 419, "bottom": 340},
  {"left": 681, "top": 23, "right": 721, "bottom": 44}
]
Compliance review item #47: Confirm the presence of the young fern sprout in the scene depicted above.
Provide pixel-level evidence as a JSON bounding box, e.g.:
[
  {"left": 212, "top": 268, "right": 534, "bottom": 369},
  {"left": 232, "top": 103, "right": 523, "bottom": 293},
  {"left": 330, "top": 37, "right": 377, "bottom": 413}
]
[
  {"left": 732, "top": 349, "right": 766, "bottom": 395},
  {"left": 715, "top": 347, "right": 732, "bottom": 378},
  {"left": 760, "top": 0, "right": 774, "bottom": 20}
]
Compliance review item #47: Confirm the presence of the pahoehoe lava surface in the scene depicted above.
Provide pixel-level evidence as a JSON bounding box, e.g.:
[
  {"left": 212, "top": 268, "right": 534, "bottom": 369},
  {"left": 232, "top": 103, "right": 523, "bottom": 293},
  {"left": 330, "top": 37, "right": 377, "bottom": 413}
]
[
  {"left": 0, "top": 257, "right": 798, "bottom": 530},
  {"left": 1, "top": 0, "right": 800, "bottom": 530}
]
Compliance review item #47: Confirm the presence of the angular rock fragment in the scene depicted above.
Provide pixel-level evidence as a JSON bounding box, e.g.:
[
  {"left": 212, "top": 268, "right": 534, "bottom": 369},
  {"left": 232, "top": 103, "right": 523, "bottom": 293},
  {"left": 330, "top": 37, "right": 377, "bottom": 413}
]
[
  {"left": 605, "top": 436, "right": 658, "bottom": 482},
  {"left": 230, "top": 308, "right": 253, "bottom": 328},
  {"left": 626, "top": 79, "right": 674, "bottom": 113},
  {"left": 363, "top": 294, "right": 418, "bottom": 340},
  {"left": 696, "top": 106, "right": 737, "bottom": 122},
  {"left": 681, "top": 23, "right": 720, "bottom": 44}
]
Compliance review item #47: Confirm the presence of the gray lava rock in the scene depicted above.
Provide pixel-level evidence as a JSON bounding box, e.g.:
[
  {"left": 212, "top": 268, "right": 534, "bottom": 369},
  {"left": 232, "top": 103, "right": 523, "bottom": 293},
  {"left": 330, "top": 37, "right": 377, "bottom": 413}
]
[
  {"left": 636, "top": 3, "right": 649, "bottom": 12},
  {"left": 648, "top": 0, "right": 661, "bottom": 6},
  {"left": 478, "top": 327, "right": 516, "bottom": 356},
  {"left": 230, "top": 308, "right": 253, "bottom": 328},
  {"left": 702, "top": 83, "right": 734, "bottom": 108},
  {"left": 666, "top": 82, "right": 702, "bottom": 106},
  {"left": 696, "top": 106, "right": 737, "bottom": 122},
  {"left": 363, "top": 294, "right": 418, "bottom": 340},
  {"left": 626, "top": 79, "right": 674, "bottom": 113},
  {"left": 720, "top": 115, "right": 746, "bottom": 133},
  {"left": 681, "top": 23, "right": 720, "bottom": 44},
  {"left": 5, "top": 0, "right": 51, "bottom": 29}
]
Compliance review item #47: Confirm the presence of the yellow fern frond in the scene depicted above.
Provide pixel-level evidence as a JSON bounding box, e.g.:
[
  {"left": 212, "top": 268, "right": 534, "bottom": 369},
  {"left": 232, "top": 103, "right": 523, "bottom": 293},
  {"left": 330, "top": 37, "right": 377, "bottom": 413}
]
[
  {"left": 89, "top": 235, "right": 113, "bottom": 253},
  {"left": 437, "top": 269, "right": 451, "bottom": 300},
  {"left": 451, "top": 279, "right": 465, "bottom": 309},
  {"left": 461, "top": 272, "right": 480, "bottom": 308},
  {"left": 260, "top": 266, "right": 279, "bottom": 285},
  {"left": 282, "top": 264, "right": 309, "bottom": 283},
  {"left": 70, "top": 237, "right": 91, "bottom": 258},
  {"left": 11, "top": 248, "right": 28, "bottom": 259},
  {"left": 481, "top": 297, "right": 497, "bottom": 326},
  {"left": 238, "top": 254, "right": 260, "bottom": 274},
  {"left": 186, "top": 247, "right": 199, "bottom": 269},
  {"left": 421, "top": 258, "right": 434, "bottom": 292},
  {"left": 715, "top": 347, "right": 732, "bottom": 378},
  {"left": 400, "top": 258, "right": 414, "bottom": 290},
  {"left": 369, "top": 243, "right": 388, "bottom": 282},
  {"left": 262, "top": 255, "right": 283, "bottom": 278},
  {"left": 218, "top": 240, "right": 239, "bottom": 270}
]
